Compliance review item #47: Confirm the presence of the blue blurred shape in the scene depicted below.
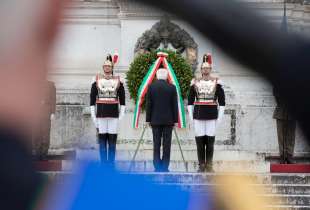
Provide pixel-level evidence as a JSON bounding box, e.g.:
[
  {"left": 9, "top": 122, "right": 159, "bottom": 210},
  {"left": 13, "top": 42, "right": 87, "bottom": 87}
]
[{"left": 67, "top": 164, "right": 209, "bottom": 210}]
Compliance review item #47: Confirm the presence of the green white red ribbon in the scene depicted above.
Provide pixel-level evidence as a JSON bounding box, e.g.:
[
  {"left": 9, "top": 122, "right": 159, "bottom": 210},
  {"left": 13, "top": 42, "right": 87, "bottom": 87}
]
[{"left": 133, "top": 52, "right": 186, "bottom": 128}]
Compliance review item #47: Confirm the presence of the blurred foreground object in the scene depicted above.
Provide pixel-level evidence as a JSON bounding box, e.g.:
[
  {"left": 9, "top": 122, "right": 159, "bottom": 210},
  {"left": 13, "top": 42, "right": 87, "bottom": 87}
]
[
  {"left": 33, "top": 80, "right": 56, "bottom": 160},
  {"left": 136, "top": 0, "right": 310, "bottom": 143},
  {"left": 0, "top": 0, "right": 65, "bottom": 209}
]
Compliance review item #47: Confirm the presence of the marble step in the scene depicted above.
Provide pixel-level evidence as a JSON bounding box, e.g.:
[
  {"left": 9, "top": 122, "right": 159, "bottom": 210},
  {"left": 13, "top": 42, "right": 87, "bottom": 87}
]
[
  {"left": 117, "top": 160, "right": 269, "bottom": 173},
  {"left": 262, "top": 194, "right": 310, "bottom": 206},
  {"left": 41, "top": 172, "right": 310, "bottom": 209},
  {"left": 125, "top": 173, "right": 310, "bottom": 185},
  {"left": 44, "top": 159, "right": 270, "bottom": 173},
  {"left": 162, "top": 183, "right": 310, "bottom": 195},
  {"left": 266, "top": 205, "right": 310, "bottom": 210},
  {"left": 75, "top": 148, "right": 264, "bottom": 161},
  {"left": 42, "top": 171, "right": 310, "bottom": 185},
  {"left": 62, "top": 159, "right": 269, "bottom": 173}
]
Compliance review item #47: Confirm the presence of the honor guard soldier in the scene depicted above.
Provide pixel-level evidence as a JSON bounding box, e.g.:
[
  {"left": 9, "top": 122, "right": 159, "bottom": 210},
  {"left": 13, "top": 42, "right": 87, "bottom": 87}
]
[
  {"left": 90, "top": 53, "right": 125, "bottom": 165},
  {"left": 188, "top": 54, "right": 226, "bottom": 172}
]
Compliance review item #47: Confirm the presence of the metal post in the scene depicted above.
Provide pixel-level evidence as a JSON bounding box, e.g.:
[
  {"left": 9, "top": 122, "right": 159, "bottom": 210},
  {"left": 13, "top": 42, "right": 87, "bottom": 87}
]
[
  {"left": 173, "top": 128, "right": 188, "bottom": 172},
  {"left": 129, "top": 125, "right": 147, "bottom": 172}
]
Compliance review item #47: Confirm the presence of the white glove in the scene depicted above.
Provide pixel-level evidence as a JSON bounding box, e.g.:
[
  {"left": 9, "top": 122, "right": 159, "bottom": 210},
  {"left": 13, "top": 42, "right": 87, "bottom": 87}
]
[
  {"left": 90, "top": 106, "right": 98, "bottom": 128},
  {"left": 50, "top": 114, "right": 55, "bottom": 121},
  {"left": 217, "top": 106, "right": 225, "bottom": 125},
  {"left": 187, "top": 105, "right": 194, "bottom": 123},
  {"left": 119, "top": 105, "right": 126, "bottom": 120}
]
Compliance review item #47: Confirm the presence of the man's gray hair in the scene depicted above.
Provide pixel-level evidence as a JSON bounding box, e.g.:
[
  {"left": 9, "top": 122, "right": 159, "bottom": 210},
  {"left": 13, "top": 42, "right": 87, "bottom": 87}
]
[{"left": 156, "top": 68, "right": 168, "bottom": 80}]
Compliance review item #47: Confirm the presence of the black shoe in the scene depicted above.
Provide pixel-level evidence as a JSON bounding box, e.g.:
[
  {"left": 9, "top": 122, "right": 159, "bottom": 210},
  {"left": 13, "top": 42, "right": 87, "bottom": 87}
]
[
  {"left": 286, "top": 157, "right": 295, "bottom": 164},
  {"left": 197, "top": 164, "right": 205, "bottom": 172},
  {"left": 37, "top": 155, "right": 48, "bottom": 161},
  {"left": 205, "top": 164, "right": 214, "bottom": 173},
  {"left": 279, "top": 158, "right": 286, "bottom": 164}
]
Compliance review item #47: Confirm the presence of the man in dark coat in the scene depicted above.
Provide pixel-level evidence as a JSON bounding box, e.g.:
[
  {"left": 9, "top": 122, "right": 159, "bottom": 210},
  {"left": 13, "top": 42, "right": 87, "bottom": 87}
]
[
  {"left": 273, "top": 88, "right": 296, "bottom": 164},
  {"left": 146, "top": 68, "right": 178, "bottom": 172},
  {"left": 33, "top": 80, "right": 56, "bottom": 160}
]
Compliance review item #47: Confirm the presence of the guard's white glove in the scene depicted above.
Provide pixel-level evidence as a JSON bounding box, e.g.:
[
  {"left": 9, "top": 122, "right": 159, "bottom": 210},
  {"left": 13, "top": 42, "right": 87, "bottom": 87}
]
[
  {"left": 187, "top": 105, "right": 194, "bottom": 123},
  {"left": 50, "top": 113, "right": 55, "bottom": 121},
  {"left": 217, "top": 106, "right": 225, "bottom": 125},
  {"left": 90, "top": 106, "right": 98, "bottom": 128},
  {"left": 119, "top": 105, "right": 126, "bottom": 120}
]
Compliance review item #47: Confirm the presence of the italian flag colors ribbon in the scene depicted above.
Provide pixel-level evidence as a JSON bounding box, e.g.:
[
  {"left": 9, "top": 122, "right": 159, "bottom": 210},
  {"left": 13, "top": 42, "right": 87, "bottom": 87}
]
[{"left": 133, "top": 52, "right": 186, "bottom": 129}]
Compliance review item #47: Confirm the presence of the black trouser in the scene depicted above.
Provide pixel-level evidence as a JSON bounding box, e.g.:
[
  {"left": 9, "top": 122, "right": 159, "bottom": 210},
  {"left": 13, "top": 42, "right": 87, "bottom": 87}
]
[
  {"left": 152, "top": 125, "right": 173, "bottom": 172},
  {"left": 98, "top": 134, "right": 117, "bottom": 164},
  {"left": 195, "top": 135, "right": 215, "bottom": 166},
  {"left": 276, "top": 119, "right": 296, "bottom": 162}
]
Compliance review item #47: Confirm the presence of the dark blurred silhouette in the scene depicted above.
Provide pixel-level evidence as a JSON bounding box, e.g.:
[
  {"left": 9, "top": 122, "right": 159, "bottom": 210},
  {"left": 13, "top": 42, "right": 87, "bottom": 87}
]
[
  {"left": 273, "top": 88, "right": 297, "bottom": 164},
  {"left": 137, "top": 0, "right": 310, "bottom": 142},
  {"left": 33, "top": 80, "right": 56, "bottom": 160},
  {"left": 0, "top": 0, "right": 65, "bottom": 209}
]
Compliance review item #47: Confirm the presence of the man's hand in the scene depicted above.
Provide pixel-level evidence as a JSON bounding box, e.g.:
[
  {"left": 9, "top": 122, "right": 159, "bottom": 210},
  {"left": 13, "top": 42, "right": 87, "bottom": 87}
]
[{"left": 50, "top": 114, "right": 55, "bottom": 121}]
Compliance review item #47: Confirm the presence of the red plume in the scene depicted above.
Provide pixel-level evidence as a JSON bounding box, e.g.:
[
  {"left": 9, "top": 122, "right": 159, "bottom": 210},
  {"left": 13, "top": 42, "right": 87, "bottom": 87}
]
[
  {"left": 113, "top": 51, "right": 119, "bottom": 64},
  {"left": 207, "top": 53, "right": 212, "bottom": 65}
]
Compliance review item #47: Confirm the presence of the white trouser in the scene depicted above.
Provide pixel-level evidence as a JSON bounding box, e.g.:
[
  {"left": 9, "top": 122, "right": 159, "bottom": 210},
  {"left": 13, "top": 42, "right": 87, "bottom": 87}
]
[
  {"left": 194, "top": 119, "right": 217, "bottom": 137},
  {"left": 97, "top": 118, "right": 119, "bottom": 134}
]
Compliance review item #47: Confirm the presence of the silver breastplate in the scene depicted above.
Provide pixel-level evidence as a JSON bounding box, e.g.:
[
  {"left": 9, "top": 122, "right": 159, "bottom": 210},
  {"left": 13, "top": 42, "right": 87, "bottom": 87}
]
[
  {"left": 195, "top": 79, "right": 217, "bottom": 102},
  {"left": 97, "top": 76, "right": 119, "bottom": 100}
]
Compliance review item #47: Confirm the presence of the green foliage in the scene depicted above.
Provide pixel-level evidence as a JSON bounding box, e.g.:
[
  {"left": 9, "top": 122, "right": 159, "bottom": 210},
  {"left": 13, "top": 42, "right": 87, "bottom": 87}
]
[{"left": 126, "top": 49, "right": 193, "bottom": 107}]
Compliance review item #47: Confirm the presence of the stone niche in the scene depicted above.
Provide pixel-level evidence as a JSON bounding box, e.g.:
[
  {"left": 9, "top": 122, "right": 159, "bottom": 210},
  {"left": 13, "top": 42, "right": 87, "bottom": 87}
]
[{"left": 134, "top": 16, "right": 198, "bottom": 72}]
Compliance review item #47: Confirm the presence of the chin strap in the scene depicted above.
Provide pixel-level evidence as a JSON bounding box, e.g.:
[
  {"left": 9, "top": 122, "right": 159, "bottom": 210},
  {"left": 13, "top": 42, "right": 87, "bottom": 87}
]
[
  {"left": 217, "top": 106, "right": 225, "bottom": 124},
  {"left": 119, "top": 105, "right": 126, "bottom": 120},
  {"left": 90, "top": 106, "right": 98, "bottom": 128},
  {"left": 187, "top": 105, "right": 194, "bottom": 122}
]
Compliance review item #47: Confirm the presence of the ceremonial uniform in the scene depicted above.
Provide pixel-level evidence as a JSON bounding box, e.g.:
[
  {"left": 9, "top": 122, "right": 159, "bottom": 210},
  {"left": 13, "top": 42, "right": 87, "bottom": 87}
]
[
  {"left": 90, "top": 54, "right": 125, "bottom": 164},
  {"left": 188, "top": 54, "right": 225, "bottom": 172},
  {"left": 273, "top": 88, "right": 296, "bottom": 164},
  {"left": 33, "top": 80, "right": 56, "bottom": 160}
]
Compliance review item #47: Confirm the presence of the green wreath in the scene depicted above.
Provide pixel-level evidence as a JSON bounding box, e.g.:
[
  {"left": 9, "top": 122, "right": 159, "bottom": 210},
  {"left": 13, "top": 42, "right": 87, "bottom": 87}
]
[{"left": 126, "top": 50, "right": 193, "bottom": 107}]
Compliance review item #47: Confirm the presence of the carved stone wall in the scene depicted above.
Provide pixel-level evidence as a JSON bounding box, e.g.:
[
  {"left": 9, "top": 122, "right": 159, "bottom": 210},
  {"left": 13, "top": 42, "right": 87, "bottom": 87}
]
[{"left": 134, "top": 16, "right": 198, "bottom": 72}]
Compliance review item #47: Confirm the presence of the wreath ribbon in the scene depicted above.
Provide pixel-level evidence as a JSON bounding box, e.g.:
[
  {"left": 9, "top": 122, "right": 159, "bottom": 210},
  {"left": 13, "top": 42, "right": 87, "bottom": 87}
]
[{"left": 133, "top": 52, "right": 186, "bottom": 128}]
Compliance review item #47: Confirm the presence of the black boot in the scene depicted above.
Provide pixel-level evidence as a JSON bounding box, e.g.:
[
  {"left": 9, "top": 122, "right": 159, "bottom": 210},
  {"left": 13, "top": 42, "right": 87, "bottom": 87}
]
[
  {"left": 107, "top": 134, "right": 117, "bottom": 164},
  {"left": 195, "top": 136, "right": 206, "bottom": 172},
  {"left": 197, "top": 163, "right": 206, "bottom": 172},
  {"left": 98, "top": 134, "right": 108, "bottom": 163},
  {"left": 205, "top": 136, "right": 215, "bottom": 172},
  {"left": 279, "top": 156, "right": 286, "bottom": 164},
  {"left": 285, "top": 154, "right": 295, "bottom": 164}
]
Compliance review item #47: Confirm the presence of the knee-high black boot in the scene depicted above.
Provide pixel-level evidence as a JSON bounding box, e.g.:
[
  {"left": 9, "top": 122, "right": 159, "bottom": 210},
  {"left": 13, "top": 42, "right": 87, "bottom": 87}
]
[
  {"left": 98, "top": 134, "right": 108, "bottom": 163},
  {"left": 107, "top": 134, "right": 117, "bottom": 164},
  {"left": 206, "top": 136, "right": 215, "bottom": 172},
  {"left": 195, "top": 136, "right": 206, "bottom": 172}
]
